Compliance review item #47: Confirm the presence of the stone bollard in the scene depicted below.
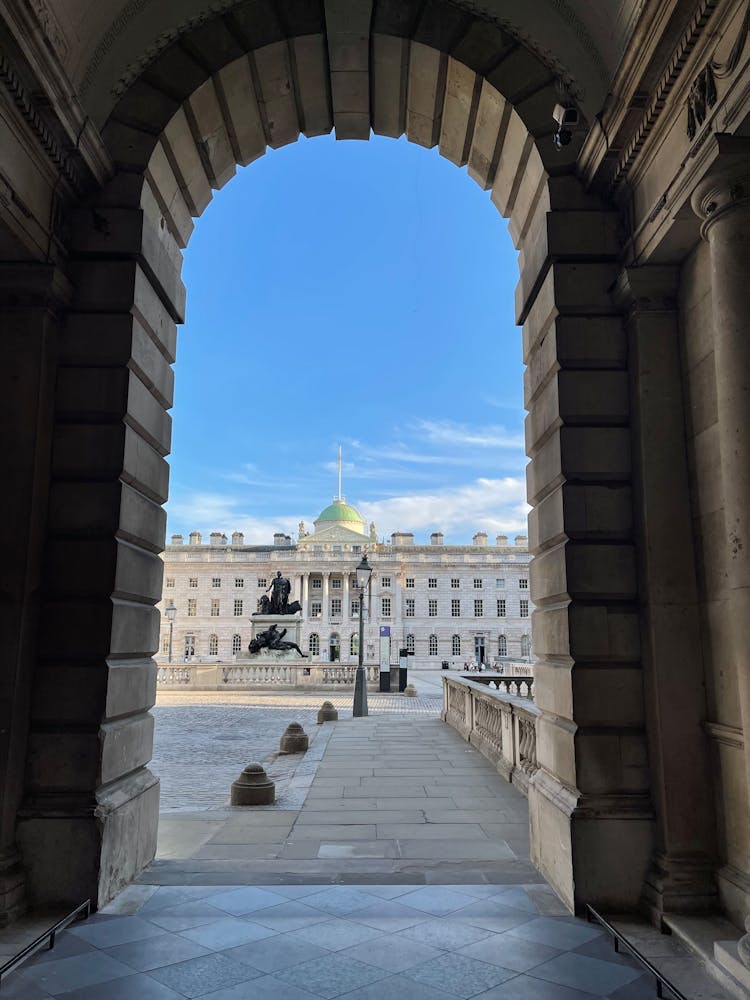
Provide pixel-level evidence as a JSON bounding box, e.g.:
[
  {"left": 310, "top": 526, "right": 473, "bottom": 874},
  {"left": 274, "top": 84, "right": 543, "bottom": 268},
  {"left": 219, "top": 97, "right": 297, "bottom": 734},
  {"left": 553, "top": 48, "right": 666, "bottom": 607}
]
[
  {"left": 404, "top": 684, "right": 417, "bottom": 697},
  {"left": 317, "top": 700, "right": 338, "bottom": 724},
  {"left": 231, "top": 763, "right": 275, "bottom": 805},
  {"left": 279, "top": 722, "right": 309, "bottom": 753}
]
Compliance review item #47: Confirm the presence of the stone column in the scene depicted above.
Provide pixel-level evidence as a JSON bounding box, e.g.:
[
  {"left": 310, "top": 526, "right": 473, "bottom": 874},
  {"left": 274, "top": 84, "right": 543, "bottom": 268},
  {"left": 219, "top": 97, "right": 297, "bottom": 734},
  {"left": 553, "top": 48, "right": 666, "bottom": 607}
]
[
  {"left": 322, "top": 573, "right": 329, "bottom": 623},
  {"left": 342, "top": 574, "right": 349, "bottom": 620},
  {"left": 0, "top": 264, "right": 71, "bottom": 924},
  {"left": 692, "top": 135, "right": 750, "bottom": 956},
  {"left": 614, "top": 266, "right": 716, "bottom": 919},
  {"left": 302, "top": 573, "right": 309, "bottom": 614}
]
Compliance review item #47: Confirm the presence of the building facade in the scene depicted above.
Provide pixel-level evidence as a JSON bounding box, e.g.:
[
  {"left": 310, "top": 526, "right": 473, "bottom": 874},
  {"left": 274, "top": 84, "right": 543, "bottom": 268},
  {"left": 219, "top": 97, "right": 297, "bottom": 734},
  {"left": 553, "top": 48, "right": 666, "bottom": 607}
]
[{"left": 157, "top": 499, "right": 533, "bottom": 670}]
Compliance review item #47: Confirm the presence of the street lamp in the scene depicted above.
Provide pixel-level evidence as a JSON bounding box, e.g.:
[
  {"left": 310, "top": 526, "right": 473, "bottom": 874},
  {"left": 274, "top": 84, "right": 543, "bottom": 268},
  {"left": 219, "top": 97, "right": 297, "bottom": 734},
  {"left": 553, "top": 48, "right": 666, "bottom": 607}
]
[
  {"left": 165, "top": 601, "right": 176, "bottom": 663},
  {"left": 353, "top": 553, "right": 372, "bottom": 718}
]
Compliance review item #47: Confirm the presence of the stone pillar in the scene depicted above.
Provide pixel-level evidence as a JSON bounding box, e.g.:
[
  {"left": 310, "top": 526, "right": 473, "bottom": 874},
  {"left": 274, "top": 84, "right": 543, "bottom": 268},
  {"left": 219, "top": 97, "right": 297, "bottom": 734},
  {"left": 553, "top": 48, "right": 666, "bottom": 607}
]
[
  {"left": 322, "top": 573, "right": 329, "bottom": 622},
  {"left": 0, "top": 264, "right": 72, "bottom": 924},
  {"left": 302, "top": 573, "right": 309, "bottom": 613},
  {"left": 614, "top": 266, "right": 716, "bottom": 919},
  {"left": 15, "top": 202, "right": 185, "bottom": 910},
  {"left": 342, "top": 574, "right": 349, "bottom": 620},
  {"left": 692, "top": 135, "right": 750, "bottom": 954}
]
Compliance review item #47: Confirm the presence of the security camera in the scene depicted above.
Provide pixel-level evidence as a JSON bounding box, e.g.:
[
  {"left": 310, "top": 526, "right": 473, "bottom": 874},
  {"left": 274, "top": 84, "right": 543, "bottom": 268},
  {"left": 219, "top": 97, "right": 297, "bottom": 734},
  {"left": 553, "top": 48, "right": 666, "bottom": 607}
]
[{"left": 553, "top": 103, "right": 579, "bottom": 128}]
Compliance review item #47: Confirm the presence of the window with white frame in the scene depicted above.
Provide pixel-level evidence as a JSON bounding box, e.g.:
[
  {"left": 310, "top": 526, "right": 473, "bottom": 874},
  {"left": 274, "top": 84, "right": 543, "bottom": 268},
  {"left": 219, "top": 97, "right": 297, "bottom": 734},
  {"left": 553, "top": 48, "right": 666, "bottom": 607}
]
[
  {"left": 233, "top": 599, "right": 243, "bottom": 616},
  {"left": 473, "top": 578, "right": 483, "bottom": 589},
  {"left": 331, "top": 598, "right": 342, "bottom": 617},
  {"left": 232, "top": 634, "right": 242, "bottom": 654},
  {"left": 311, "top": 578, "right": 322, "bottom": 590},
  {"left": 350, "top": 633, "right": 358, "bottom": 655},
  {"left": 188, "top": 577, "right": 198, "bottom": 588},
  {"left": 211, "top": 577, "right": 221, "bottom": 588},
  {"left": 184, "top": 635, "right": 195, "bottom": 657},
  {"left": 521, "top": 634, "right": 531, "bottom": 657},
  {"left": 352, "top": 544, "right": 362, "bottom": 553},
  {"left": 187, "top": 598, "right": 197, "bottom": 617},
  {"left": 405, "top": 577, "right": 414, "bottom": 589},
  {"left": 495, "top": 578, "right": 505, "bottom": 589},
  {"left": 234, "top": 577, "right": 244, "bottom": 588},
  {"left": 208, "top": 634, "right": 218, "bottom": 655},
  {"left": 519, "top": 578, "right": 528, "bottom": 589},
  {"left": 405, "top": 598, "right": 415, "bottom": 617},
  {"left": 210, "top": 599, "right": 220, "bottom": 617},
  {"left": 428, "top": 599, "right": 438, "bottom": 617},
  {"left": 406, "top": 634, "right": 415, "bottom": 653},
  {"left": 520, "top": 599, "right": 529, "bottom": 618},
  {"left": 381, "top": 597, "right": 391, "bottom": 617},
  {"left": 309, "top": 633, "right": 320, "bottom": 655},
  {"left": 428, "top": 577, "right": 437, "bottom": 589},
  {"left": 331, "top": 578, "right": 342, "bottom": 589},
  {"left": 474, "top": 599, "right": 483, "bottom": 616},
  {"left": 497, "top": 599, "right": 507, "bottom": 617},
  {"left": 351, "top": 598, "right": 360, "bottom": 616},
  {"left": 452, "top": 634, "right": 461, "bottom": 655},
  {"left": 161, "top": 635, "right": 169, "bottom": 654},
  {"left": 381, "top": 577, "right": 391, "bottom": 589},
  {"left": 311, "top": 600, "right": 322, "bottom": 617},
  {"left": 429, "top": 634, "right": 438, "bottom": 655},
  {"left": 498, "top": 634, "right": 507, "bottom": 656},
  {"left": 451, "top": 578, "right": 460, "bottom": 588},
  {"left": 257, "top": 578, "right": 267, "bottom": 588},
  {"left": 165, "top": 577, "right": 175, "bottom": 589},
  {"left": 451, "top": 599, "right": 460, "bottom": 617}
]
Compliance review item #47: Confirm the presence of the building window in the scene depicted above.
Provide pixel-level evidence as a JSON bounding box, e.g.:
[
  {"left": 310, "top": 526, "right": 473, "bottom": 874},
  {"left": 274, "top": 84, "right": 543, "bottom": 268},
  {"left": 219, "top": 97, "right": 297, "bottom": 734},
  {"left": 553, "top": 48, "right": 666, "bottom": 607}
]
[
  {"left": 406, "top": 634, "right": 415, "bottom": 653},
  {"left": 211, "top": 577, "right": 221, "bottom": 588},
  {"left": 520, "top": 599, "right": 529, "bottom": 618},
  {"left": 352, "top": 545, "right": 362, "bottom": 553},
  {"left": 428, "top": 599, "right": 438, "bottom": 617},
  {"left": 188, "top": 577, "right": 198, "bottom": 588},
  {"left": 428, "top": 577, "right": 437, "bottom": 589},
  {"left": 519, "top": 578, "right": 528, "bottom": 589},
  {"left": 451, "top": 599, "right": 460, "bottom": 617},
  {"left": 331, "top": 598, "right": 342, "bottom": 617},
  {"left": 309, "top": 633, "right": 320, "bottom": 656},
  {"left": 208, "top": 634, "right": 219, "bottom": 656},
  {"left": 381, "top": 597, "right": 391, "bottom": 617},
  {"left": 497, "top": 599, "right": 506, "bottom": 617},
  {"left": 350, "top": 633, "right": 359, "bottom": 655},
  {"left": 234, "top": 577, "right": 244, "bottom": 588},
  {"left": 451, "top": 578, "right": 460, "bottom": 588},
  {"left": 210, "top": 599, "right": 220, "bottom": 617},
  {"left": 429, "top": 634, "right": 438, "bottom": 656},
  {"left": 331, "top": 578, "right": 342, "bottom": 590},
  {"left": 161, "top": 635, "right": 169, "bottom": 654},
  {"left": 232, "top": 633, "right": 242, "bottom": 654},
  {"left": 311, "top": 601, "right": 322, "bottom": 617},
  {"left": 187, "top": 599, "right": 197, "bottom": 617},
  {"left": 311, "top": 578, "right": 322, "bottom": 590},
  {"left": 405, "top": 598, "right": 415, "bottom": 617},
  {"left": 495, "top": 578, "right": 505, "bottom": 589},
  {"left": 184, "top": 635, "right": 195, "bottom": 657},
  {"left": 473, "top": 578, "right": 483, "bottom": 589},
  {"left": 257, "top": 598, "right": 265, "bottom": 612},
  {"left": 474, "top": 599, "right": 483, "bottom": 617},
  {"left": 381, "top": 576, "right": 391, "bottom": 589},
  {"left": 452, "top": 634, "right": 461, "bottom": 655},
  {"left": 234, "top": 599, "right": 243, "bottom": 616},
  {"left": 498, "top": 635, "right": 507, "bottom": 656},
  {"left": 521, "top": 634, "right": 531, "bottom": 657},
  {"left": 165, "top": 577, "right": 175, "bottom": 589},
  {"left": 257, "top": 578, "right": 267, "bottom": 588},
  {"left": 405, "top": 577, "right": 414, "bottom": 589},
  {"left": 351, "top": 599, "right": 360, "bottom": 616}
]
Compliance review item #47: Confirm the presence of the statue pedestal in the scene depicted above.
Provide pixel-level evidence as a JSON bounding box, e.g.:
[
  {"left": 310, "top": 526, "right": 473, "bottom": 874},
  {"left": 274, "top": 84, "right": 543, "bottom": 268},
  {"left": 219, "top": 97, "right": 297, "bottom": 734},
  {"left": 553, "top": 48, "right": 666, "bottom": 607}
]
[{"left": 238, "top": 615, "right": 304, "bottom": 664}]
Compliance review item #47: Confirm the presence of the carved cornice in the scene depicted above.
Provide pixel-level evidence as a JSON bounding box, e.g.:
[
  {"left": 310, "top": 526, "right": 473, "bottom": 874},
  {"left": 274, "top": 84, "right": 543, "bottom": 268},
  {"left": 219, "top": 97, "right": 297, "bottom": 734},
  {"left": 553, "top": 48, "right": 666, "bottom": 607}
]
[{"left": 691, "top": 133, "right": 750, "bottom": 236}]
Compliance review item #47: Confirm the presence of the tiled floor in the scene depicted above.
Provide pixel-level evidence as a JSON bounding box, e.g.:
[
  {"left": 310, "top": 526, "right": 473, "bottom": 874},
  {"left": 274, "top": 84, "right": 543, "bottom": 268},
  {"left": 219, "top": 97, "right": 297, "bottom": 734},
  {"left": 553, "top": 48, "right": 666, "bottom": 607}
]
[{"left": 4, "top": 883, "right": 665, "bottom": 999}]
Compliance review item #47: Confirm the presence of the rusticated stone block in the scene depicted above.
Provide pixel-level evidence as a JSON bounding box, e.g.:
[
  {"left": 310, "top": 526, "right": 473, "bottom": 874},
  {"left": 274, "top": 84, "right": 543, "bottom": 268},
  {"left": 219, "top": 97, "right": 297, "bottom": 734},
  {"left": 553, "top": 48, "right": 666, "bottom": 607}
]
[
  {"left": 317, "top": 701, "right": 338, "bottom": 724},
  {"left": 230, "top": 764, "right": 275, "bottom": 806},
  {"left": 279, "top": 723, "right": 309, "bottom": 754},
  {"left": 404, "top": 684, "right": 417, "bottom": 697}
]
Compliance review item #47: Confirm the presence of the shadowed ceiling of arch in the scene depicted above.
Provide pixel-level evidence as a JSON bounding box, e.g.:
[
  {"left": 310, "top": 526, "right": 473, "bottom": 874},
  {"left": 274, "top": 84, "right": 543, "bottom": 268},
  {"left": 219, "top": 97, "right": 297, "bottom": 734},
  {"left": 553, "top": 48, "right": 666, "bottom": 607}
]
[{"left": 56, "top": 0, "right": 642, "bottom": 128}]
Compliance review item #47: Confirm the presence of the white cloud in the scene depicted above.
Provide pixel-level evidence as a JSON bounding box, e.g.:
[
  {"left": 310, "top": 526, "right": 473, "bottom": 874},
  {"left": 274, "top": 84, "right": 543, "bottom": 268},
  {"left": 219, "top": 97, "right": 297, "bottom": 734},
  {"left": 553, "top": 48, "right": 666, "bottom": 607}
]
[
  {"left": 167, "top": 491, "right": 313, "bottom": 543},
  {"left": 414, "top": 419, "right": 525, "bottom": 450}
]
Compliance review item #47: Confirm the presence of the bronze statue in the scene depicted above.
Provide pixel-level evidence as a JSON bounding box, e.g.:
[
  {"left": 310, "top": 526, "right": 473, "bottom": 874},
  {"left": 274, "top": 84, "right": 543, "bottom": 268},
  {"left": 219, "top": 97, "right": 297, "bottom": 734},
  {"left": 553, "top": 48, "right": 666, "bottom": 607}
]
[
  {"left": 254, "top": 594, "right": 302, "bottom": 616},
  {"left": 248, "top": 623, "right": 307, "bottom": 657},
  {"left": 266, "top": 570, "right": 291, "bottom": 614}
]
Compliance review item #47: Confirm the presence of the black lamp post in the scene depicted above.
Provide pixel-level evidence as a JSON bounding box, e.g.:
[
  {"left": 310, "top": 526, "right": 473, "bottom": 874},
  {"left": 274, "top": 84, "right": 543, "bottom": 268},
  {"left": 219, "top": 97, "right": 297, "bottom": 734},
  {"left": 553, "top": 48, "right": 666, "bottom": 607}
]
[
  {"left": 165, "top": 601, "right": 176, "bottom": 663},
  {"left": 353, "top": 553, "right": 372, "bottom": 717}
]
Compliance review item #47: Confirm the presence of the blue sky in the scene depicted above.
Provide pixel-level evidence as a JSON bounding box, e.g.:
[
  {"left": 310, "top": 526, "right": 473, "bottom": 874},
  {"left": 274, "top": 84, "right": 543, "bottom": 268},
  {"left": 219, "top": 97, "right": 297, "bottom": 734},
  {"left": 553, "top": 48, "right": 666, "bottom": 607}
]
[{"left": 167, "top": 133, "right": 528, "bottom": 545}]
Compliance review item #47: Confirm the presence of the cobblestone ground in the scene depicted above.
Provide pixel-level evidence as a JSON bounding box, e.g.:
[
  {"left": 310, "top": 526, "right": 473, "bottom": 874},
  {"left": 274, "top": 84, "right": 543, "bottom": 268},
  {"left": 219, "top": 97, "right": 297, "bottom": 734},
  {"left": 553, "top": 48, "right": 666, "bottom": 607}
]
[{"left": 152, "top": 691, "right": 442, "bottom": 812}]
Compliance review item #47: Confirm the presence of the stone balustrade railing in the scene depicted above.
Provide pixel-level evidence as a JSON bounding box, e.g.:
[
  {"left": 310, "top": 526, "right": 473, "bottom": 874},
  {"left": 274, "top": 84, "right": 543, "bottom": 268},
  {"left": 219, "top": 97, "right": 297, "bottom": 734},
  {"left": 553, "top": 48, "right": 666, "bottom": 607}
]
[
  {"left": 460, "top": 674, "right": 534, "bottom": 698},
  {"left": 442, "top": 675, "right": 540, "bottom": 794},
  {"left": 156, "top": 662, "right": 380, "bottom": 689}
]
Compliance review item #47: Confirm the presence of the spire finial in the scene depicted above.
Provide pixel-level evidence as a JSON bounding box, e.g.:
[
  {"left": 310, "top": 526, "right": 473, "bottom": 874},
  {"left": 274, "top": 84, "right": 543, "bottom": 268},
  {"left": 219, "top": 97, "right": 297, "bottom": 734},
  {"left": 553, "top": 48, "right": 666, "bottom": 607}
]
[{"left": 337, "top": 445, "right": 342, "bottom": 501}]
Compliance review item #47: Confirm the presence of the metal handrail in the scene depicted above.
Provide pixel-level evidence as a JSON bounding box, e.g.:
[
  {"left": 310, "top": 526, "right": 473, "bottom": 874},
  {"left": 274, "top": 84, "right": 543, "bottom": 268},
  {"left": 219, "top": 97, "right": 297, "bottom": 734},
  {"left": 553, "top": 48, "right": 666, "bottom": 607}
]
[
  {"left": 585, "top": 904, "right": 688, "bottom": 1000},
  {"left": 0, "top": 899, "right": 90, "bottom": 991}
]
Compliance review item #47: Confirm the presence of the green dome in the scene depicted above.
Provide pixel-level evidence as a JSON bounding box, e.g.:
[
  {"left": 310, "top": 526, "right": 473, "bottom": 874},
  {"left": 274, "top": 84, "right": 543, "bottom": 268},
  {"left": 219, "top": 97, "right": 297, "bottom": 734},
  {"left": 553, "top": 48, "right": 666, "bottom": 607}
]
[{"left": 316, "top": 500, "right": 363, "bottom": 523}]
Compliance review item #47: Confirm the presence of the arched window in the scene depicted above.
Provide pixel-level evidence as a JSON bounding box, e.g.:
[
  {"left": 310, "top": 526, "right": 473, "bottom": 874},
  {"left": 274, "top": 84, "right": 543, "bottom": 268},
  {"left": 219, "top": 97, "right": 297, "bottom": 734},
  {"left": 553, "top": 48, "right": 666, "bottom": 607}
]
[
  {"left": 208, "top": 634, "right": 218, "bottom": 656},
  {"left": 406, "top": 634, "right": 415, "bottom": 654},
  {"left": 232, "top": 634, "right": 242, "bottom": 654},
  {"left": 309, "top": 633, "right": 320, "bottom": 656},
  {"left": 452, "top": 634, "right": 461, "bottom": 656},
  {"left": 498, "top": 635, "right": 507, "bottom": 656},
  {"left": 429, "top": 634, "right": 438, "bottom": 656},
  {"left": 350, "top": 633, "right": 359, "bottom": 655},
  {"left": 521, "top": 634, "right": 531, "bottom": 657}
]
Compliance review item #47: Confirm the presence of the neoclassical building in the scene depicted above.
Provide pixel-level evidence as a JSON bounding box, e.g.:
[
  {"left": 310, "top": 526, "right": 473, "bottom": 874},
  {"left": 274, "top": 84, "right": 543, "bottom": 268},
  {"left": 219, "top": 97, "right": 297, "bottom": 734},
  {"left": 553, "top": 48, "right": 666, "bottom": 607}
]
[
  {"left": 157, "top": 497, "right": 533, "bottom": 670},
  {"left": 3, "top": 0, "right": 750, "bottom": 983}
]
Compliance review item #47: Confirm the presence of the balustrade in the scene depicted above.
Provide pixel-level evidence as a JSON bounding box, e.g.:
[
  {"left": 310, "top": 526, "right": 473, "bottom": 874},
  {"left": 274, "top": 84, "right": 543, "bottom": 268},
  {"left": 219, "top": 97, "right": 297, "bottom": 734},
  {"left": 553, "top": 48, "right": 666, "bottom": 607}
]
[{"left": 155, "top": 662, "right": 380, "bottom": 689}]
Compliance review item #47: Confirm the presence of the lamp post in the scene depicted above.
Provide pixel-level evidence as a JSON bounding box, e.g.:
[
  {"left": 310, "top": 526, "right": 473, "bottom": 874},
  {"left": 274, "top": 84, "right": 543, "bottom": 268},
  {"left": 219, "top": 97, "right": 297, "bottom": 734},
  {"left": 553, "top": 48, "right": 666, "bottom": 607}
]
[
  {"left": 353, "top": 553, "right": 372, "bottom": 718},
  {"left": 165, "top": 601, "right": 176, "bottom": 663}
]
